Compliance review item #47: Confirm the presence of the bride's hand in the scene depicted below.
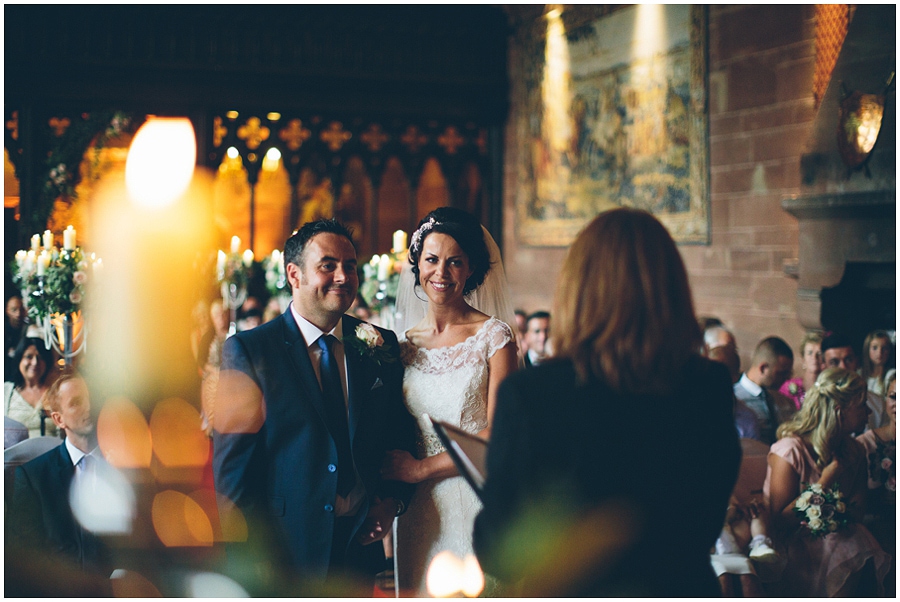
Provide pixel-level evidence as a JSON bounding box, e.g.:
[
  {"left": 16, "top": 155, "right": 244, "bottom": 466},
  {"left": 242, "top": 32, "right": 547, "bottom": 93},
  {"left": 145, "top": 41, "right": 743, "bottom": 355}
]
[{"left": 381, "top": 449, "right": 422, "bottom": 483}]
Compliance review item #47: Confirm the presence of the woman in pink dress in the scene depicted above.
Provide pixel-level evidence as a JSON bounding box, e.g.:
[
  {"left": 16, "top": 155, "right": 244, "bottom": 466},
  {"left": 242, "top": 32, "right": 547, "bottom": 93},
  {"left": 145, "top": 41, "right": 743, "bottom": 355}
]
[{"left": 764, "top": 367, "right": 891, "bottom": 596}]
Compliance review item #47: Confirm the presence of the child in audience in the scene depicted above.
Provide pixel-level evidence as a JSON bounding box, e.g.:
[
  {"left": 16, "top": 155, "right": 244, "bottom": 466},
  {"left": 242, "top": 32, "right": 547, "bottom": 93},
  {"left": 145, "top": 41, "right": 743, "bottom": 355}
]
[
  {"left": 711, "top": 497, "right": 779, "bottom": 597},
  {"left": 862, "top": 329, "right": 894, "bottom": 399}
]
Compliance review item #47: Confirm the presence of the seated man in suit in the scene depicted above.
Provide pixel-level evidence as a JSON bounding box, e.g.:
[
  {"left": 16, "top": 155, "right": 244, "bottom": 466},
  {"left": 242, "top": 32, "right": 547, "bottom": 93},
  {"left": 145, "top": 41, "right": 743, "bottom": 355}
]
[
  {"left": 523, "top": 311, "right": 551, "bottom": 368},
  {"left": 6, "top": 370, "right": 112, "bottom": 595},
  {"left": 733, "top": 337, "right": 796, "bottom": 444}
]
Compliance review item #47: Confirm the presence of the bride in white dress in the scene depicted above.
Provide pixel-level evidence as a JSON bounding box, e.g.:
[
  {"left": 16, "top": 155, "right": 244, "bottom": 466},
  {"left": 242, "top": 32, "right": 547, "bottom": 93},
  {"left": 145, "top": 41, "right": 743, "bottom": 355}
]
[{"left": 382, "top": 207, "right": 519, "bottom": 595}]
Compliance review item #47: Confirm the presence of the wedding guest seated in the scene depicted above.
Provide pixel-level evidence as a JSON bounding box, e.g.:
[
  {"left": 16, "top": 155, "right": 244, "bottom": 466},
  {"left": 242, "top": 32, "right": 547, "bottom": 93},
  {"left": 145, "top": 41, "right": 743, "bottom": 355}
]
[
  {"left": 5, "top": 415, "right": 29, "bottom": 448},
  {"left": 861, "top": 329, "right": 894, "bottom": 399},
  {"left": 779, "top": 331, "right": 822, "bottom": 410},
  {"left": 822, "top": 332, "right": 884, "bottom": 431},
  {"left": 6, "top": 371, "right": 113, "bottom": 583},
  {"left": 703, "top": 325, "right": 759, "bottom": 440},
  {"left": 236, "top": 307, "right": 263, "bottom": 332},
  {"left": 733, "top": 337, "right": 796, "bottom": 444},
  {"left": 856, "top": 371, "right": 896, "bottom": 596},
  {"left": 4, "top": 337, "right": 58, "bottom": 439},
  {"left": 5, "top": 293, "right": 25, "bottom": 381},
  {"left": 703, "top": 325, "right": 740, "bottom": 383},
  {"left": 522, "top": 311, "right": 551, "bottom": 368},
  {"left": 764, "top": 367, "right": 890, "bottom": 596},
  {"left": 711, "top": 497, "right": 778, "bottom": 597},
  {"left": 474, "top": 208, "right": 741, "bottom": 597}
]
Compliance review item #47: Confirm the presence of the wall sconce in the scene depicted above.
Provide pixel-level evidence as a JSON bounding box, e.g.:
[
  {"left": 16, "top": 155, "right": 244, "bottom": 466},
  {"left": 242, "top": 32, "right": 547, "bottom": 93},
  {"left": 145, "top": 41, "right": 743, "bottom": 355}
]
[{"left": 837, "top": 72, "right": 894, "bottom": 176}]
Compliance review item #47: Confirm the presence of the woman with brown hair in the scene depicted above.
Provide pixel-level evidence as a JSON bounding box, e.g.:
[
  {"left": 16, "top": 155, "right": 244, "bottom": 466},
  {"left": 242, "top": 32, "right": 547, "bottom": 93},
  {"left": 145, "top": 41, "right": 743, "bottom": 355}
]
[{"left": 473, "top": 207, "right": 741, "bottom": 596}]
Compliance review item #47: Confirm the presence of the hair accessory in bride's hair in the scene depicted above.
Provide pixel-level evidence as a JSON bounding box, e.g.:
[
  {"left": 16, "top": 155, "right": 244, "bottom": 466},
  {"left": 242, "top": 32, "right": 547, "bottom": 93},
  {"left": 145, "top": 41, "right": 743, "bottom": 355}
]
[{"left": 410, "top": 217, "right": 438, "bottom": 254}]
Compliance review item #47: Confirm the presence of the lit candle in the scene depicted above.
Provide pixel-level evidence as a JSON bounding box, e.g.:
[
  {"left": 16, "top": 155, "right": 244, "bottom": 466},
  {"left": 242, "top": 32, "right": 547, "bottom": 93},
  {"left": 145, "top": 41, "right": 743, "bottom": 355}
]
[
  {"left": 15, "top": 250, "right": 26, "bottom": 269},
  {"left": 63, "top": 225, "right": 76, "bottom": 250},
  {"left": 25, "top": 250, "right": 35, "bottom": 273},
  {"left": 36, "top": 251, "right": 50, "bottom": 276},
  {"left": 31, "top": 234, "right": 40, "bottom": 252},
  {"left": 217, "top": 250, "right": 226, "bottom": 275},
  {"left": 377, "top": 254, "right": 391, "bottom": 281},
  {"left": 231, "top": 236, "right": 241, "bottom": 254},
  {"left": 43, "top": 230, "right": 53, "bottom": 249},
  {"left": 370, "top": 254, "right": 380, "bottom": 267},
  {"left": 392, "top": 230, "right": 408, "bottom": 253},
  {"left": 242, "top": 249, "right": 254, "bottom": 267}
]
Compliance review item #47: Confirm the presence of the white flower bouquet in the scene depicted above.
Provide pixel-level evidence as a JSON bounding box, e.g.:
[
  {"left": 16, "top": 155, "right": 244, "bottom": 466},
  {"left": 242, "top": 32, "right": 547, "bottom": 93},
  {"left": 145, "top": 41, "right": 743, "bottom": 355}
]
[{"left": 793, "top": 482, "right": 849, "bottom": 537}]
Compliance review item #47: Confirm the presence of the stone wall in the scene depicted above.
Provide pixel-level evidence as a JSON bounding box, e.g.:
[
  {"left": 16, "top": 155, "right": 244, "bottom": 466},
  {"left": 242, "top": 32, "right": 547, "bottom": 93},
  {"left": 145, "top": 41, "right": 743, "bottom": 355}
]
[{"left": 502, "top": 5, "right": 818, "bottom": 370}]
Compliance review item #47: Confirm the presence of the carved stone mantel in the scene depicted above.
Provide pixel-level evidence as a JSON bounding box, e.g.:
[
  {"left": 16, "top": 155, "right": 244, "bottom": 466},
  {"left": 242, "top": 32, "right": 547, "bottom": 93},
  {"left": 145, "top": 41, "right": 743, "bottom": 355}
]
[{"left": 782, "top": 190, "right": 895, "bottom": 331}]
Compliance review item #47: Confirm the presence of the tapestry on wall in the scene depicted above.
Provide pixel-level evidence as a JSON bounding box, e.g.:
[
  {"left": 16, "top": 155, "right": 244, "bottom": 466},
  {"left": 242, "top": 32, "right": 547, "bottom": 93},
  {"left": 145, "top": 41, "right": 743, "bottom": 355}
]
[{"left": 517, "top": 4, "right": 710, "bottom": 245}]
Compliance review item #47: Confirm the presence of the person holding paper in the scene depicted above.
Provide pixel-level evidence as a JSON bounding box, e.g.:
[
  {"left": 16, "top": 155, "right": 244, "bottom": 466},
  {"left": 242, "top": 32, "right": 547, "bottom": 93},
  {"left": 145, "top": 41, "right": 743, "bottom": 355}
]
[{"left": 473, "top": 208, "right": 741, "bottom": 596}]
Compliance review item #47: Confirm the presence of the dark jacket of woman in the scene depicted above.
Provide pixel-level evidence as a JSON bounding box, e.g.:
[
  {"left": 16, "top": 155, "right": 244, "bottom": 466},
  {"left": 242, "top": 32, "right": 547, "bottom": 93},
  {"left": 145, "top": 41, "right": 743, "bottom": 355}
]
[{"left": 473, "top": 355, "right": 741, "bottom": 597}]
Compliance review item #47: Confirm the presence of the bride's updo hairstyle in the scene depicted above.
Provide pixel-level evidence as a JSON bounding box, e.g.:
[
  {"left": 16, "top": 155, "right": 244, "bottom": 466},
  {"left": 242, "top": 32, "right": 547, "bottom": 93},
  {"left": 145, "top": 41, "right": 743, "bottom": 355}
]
[
  {"left": 776, "top": 367, "right": 866, "bottom": 468},
  {"left": 553, "top": 207, "right": 701, "bottom": 395},
  {"left": 408, "top": 207, "right": 491, "bottom": 295}
]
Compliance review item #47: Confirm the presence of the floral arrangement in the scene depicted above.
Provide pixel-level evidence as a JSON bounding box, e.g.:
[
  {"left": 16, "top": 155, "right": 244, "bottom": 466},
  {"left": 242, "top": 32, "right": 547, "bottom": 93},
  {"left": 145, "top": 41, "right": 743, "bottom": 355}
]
[
  {"left": 262, "top": 249, "right": 288, "bottom": 297},
  {"left": 867, "top": 438, "right": 896, "bottom": 493},
  {"left": 793, "top": 482, "right": 850, "bottom": 537},
  {"left": 343, "top": 323, "right": 396, "bottom": 366},
  {"left": 216, "top": 238, "right": 254, "bottom": 292},
  {"left": 11, "top": 234, "right": 99, "bottom": 323},
  {"left": 360, "top": 250, "right": 406, "bottom": 314}
]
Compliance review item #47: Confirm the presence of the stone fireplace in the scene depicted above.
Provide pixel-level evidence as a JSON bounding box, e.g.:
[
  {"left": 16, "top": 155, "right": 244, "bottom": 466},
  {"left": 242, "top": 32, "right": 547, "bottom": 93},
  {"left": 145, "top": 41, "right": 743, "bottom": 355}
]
[{"left": 782, "top": 4, "right": 895, "bottom": 345}]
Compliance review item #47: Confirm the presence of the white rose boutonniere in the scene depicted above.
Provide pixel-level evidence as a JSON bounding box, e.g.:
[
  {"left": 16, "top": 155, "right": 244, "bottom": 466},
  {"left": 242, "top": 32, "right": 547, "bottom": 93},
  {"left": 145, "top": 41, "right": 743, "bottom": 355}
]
[{"left": 343, "top": 323, "right": 397, "bottom": 366}]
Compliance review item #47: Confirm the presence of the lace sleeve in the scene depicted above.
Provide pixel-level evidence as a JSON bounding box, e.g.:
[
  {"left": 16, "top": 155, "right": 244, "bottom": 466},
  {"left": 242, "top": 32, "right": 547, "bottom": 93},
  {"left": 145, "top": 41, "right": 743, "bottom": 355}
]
[{"left": 483, "top": 317, "right": 514, "bottom": 359}]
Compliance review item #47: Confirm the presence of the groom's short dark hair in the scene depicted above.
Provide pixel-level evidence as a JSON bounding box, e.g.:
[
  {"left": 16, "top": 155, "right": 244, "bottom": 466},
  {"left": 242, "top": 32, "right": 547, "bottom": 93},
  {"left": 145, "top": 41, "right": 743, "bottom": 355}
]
[{"left": 284, "top": 219, "right": 356, "bottom": 273}]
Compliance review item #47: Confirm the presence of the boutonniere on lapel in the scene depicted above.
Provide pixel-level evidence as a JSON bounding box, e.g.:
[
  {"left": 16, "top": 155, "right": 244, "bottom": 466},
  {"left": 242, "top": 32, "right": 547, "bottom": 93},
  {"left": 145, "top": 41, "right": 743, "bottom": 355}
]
[{"left": 343, "top": 323, "right": 397, "bottom": 366}]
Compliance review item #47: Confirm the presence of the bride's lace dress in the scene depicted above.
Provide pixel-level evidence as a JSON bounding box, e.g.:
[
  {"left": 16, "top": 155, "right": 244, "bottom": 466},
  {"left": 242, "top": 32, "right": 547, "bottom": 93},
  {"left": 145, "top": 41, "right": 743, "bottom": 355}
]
[{"left": 395, "top": 317, "right": 513, "bottom": 595}]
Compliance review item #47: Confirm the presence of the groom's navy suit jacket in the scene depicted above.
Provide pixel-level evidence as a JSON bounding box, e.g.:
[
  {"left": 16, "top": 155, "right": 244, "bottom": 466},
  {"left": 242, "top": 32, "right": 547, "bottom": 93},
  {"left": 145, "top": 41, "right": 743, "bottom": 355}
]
[{"left": 212, "top": 310, "right": 416, "bottom": 587}]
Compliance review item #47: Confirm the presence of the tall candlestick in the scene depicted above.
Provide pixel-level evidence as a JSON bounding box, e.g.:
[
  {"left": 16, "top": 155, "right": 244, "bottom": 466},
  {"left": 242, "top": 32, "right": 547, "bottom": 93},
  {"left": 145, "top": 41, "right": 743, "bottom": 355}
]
[
  {"left": 231, "top": 236, "right": 241, "bottom": 254},
  {"left": 63, "top": 225, "right": 76, "bottom": 250},
  {"left": 43, "top": 230, "right": 53, "bottom": 249}
]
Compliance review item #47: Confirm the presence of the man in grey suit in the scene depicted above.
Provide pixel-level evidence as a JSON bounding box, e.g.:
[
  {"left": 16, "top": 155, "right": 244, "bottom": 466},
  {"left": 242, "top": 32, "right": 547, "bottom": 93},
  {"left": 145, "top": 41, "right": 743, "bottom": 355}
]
[
  {"left": 733, "top": 336, "right": 796, "bottom": 444},
  {"left": 213, "top": 219, "right": 416, "bottom": 596}
]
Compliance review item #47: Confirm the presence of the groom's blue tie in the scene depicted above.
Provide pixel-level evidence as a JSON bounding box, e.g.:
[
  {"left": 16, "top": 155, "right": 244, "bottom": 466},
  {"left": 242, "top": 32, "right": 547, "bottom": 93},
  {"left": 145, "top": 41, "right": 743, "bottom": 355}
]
[{"left": 317, "top": 334, "right": 354, "bottom": 496}]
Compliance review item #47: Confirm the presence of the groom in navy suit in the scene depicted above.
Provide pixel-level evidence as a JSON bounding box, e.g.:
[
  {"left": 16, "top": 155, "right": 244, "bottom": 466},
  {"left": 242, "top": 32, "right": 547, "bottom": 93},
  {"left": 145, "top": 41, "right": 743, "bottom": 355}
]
[{"left": 213, "top": 219, "right": 416, "bottom": 596}]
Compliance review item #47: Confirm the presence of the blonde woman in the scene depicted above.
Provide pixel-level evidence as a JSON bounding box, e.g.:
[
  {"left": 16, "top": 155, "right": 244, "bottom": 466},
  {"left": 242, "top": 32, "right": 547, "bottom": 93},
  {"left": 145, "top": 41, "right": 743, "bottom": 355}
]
[
  {"left": 764, "top": 367, "right": 890, "bottom": 596},
  {"left": 861, "top": 329, "right": 894, "bottom": 398},
  {"left": 778, "top": 331, "right": 822, "bottom": 409}
]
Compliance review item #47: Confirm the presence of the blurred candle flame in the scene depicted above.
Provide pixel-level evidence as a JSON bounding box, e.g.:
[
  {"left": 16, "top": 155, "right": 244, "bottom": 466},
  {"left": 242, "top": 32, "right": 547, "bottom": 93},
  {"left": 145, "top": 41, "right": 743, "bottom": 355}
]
[{"left": 125, "top": 117, "right": 196, "bottom": 208}]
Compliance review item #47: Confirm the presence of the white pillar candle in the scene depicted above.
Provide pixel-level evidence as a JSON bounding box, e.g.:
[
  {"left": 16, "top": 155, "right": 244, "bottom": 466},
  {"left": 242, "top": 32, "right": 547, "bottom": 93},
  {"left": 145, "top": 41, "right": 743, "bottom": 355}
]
[
  {"left": 217, "top": 250, "right": 226, "bottom": 275},
  {"left": 63, "top": 225, "right": 76, "bottom": 250},
  {"left": 43, "top": 230, "right": 53, "bottom": 249},
  {"left": 36, "top": 251, "right": 50, "bottom": 276},
  {"left": 242, "top": 249, "right": 254, "bottom": 267},
  {"left": 392, "top": 230, "right": 408, "bottom": 253},
  {"left": 31, "top": 234, "right": 40, "bottom": 252},
  {"left": 377, "top": 254, "right": 391, "bottom": 281},
  {"left": 25, "top": 250, "right": 35, "bottom": 273},
  {"left": 15, "top": 250, "right": 26, "bottom": 268},
  {"left": 231, "top": 236, "right": 241, "bottom": 254}
]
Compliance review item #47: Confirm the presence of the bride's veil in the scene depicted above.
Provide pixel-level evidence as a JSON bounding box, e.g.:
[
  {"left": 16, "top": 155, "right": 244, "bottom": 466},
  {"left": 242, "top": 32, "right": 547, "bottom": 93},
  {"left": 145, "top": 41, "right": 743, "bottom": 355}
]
[{"left": 393, "top": 225, "right": 519, "bottom": 349}]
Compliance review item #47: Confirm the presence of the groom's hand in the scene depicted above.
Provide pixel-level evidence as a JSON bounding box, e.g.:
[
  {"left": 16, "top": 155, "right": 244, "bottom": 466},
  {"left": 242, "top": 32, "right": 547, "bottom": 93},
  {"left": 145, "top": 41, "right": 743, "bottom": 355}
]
[{"left": 357, "top": 496, "right": 399, "bottom": 545}]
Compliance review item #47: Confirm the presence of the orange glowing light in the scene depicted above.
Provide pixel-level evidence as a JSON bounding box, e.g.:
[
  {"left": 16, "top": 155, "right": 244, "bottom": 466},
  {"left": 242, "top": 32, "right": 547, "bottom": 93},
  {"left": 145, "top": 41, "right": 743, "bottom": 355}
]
[
  {"left": 97, "top": 396, "right": 153, "bottom": 468},
  {"left": 151, "top": 490, "right": 214, "bottom": 547},
  {"left": 150, "top": 398, "right": 210, "bottom": 467}
]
